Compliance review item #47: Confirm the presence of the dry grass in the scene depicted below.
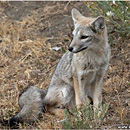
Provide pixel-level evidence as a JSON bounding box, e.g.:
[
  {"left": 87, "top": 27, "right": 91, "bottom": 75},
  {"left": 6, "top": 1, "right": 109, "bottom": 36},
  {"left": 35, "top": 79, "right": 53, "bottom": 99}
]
[
  {"left": 0, "top": 3, "right": 69, "bottom": 129},
  {"left": 102, "top": 38, "right": 130, "bottom": 128},
  {"left": 0, "top": 1, "right": 129, "bottom": 129}
]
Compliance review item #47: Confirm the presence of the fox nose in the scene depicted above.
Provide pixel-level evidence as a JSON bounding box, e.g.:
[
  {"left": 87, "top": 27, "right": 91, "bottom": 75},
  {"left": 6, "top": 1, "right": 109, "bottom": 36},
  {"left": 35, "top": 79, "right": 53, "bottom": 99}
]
[{"left": 68, "top": 47, "right": 73, "bottom": 52}]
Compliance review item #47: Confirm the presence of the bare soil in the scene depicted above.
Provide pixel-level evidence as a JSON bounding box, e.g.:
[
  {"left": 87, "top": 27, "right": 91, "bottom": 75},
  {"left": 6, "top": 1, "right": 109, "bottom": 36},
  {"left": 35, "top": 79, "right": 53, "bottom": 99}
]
[{"left": 0, "top": 1, "right": 129, "bottom": 129}]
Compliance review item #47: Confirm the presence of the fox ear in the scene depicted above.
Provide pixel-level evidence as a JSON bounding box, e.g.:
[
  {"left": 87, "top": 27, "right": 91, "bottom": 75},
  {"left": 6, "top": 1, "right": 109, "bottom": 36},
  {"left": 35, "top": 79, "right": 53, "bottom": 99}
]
[
  {"left": 91, "top": 16, "right": 105, "bottom": 33},
  {"left": 71, "top": 8, "right": 83, "bottom": 23}
]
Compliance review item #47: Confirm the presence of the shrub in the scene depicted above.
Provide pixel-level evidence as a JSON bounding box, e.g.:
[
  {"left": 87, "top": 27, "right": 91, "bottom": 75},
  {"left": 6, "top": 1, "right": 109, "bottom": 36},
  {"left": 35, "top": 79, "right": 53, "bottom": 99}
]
[
  {"left": 62, "top": 97, "right": 109, "bottom": 129},
  {"left": 85, "top": 1, "right": 130, "bottom": 38}
]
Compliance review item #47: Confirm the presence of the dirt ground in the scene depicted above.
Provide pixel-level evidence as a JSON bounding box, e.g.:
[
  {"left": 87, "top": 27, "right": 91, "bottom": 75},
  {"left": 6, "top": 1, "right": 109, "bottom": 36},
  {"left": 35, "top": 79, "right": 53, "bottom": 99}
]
[{"left": 0, "top": 1, "right": 129, "bottom": 129}]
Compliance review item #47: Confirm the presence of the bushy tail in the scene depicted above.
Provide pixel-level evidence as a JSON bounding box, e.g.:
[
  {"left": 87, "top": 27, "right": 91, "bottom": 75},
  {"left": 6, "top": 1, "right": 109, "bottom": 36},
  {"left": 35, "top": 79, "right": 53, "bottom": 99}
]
[
  {"left": 1, "top": 104, "right": 43, "bottom": 128},
  {"left": 1, "top": 86, "right": 47, "bottom": 128}
]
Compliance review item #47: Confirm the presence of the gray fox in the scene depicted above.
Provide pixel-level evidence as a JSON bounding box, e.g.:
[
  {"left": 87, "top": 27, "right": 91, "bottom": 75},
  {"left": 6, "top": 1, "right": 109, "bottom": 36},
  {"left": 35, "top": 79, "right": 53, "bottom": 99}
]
[{"left": 2, "top": 8, "right": 110, "bottom": 128}]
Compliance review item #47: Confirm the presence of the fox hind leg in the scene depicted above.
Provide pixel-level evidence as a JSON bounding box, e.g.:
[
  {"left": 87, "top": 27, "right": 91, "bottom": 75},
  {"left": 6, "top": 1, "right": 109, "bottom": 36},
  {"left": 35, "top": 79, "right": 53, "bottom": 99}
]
[{"left": 43, "top": 84, "right": 75, "bottom": 115}]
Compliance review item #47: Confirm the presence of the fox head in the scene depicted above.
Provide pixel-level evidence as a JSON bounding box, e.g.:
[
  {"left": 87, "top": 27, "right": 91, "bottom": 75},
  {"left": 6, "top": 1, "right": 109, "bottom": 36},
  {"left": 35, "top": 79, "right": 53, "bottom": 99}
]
[{"left": 68, "top": 8, "right": 107, "bottom": 53}]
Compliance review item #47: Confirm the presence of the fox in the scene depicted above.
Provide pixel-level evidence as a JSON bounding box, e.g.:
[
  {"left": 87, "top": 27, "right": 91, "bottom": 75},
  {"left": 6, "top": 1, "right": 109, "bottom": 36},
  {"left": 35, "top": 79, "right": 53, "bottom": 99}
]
[{"left": 1, "top": 8, "right": 110, "bottom": 128}]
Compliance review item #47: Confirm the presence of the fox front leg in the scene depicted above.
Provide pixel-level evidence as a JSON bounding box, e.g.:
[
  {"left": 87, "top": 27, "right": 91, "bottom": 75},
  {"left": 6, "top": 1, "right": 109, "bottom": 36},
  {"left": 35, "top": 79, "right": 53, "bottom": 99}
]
[
  {"left": 92, "top": 77, "right": 103, "bottom": 115},
  {"left": 74, "top": 75, "right": 87, "bottom": 108},
  {"left": 73, "top": 76, "right": 82, "bottom": 108}
]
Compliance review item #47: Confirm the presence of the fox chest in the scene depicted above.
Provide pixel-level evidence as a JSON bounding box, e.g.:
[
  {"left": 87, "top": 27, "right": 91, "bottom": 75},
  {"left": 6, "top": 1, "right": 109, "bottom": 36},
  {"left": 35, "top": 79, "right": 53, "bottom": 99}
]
[
  {"left": 72, "top": 60, "right": 99, "bottom": 84},
  {"left": 80, "top": 64, "right": 97, "bottom": 81}
]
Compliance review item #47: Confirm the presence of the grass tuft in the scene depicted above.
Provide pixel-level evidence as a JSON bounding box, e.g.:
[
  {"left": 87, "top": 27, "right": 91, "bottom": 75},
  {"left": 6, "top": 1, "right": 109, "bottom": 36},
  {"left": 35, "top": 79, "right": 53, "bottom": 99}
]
[{"left": 62, "top": 97, "right": 109, "bottom": 129}]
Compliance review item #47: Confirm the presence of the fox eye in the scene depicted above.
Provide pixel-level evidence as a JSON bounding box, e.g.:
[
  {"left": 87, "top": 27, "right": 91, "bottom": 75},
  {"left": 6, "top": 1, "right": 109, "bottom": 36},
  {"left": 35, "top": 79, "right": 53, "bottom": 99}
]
[{"left": 80, "top": 35, "right": 89, "bottom": 39}]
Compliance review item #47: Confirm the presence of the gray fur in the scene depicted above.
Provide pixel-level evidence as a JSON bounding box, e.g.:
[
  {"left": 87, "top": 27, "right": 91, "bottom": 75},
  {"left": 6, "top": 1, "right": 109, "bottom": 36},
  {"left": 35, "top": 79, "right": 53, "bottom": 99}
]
[{"left": 4, "top": 8, "right": 110, "bottom": 127}]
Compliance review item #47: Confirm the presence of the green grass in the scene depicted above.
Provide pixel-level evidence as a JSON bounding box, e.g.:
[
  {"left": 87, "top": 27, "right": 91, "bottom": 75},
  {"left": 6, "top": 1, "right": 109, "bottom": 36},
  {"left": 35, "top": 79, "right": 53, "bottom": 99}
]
[
  {"left": 85, "top": 1, "right": 130, "bottom": 38},
  {"left": 62, "top": 97, "right": 109, "bottom": 129}
]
